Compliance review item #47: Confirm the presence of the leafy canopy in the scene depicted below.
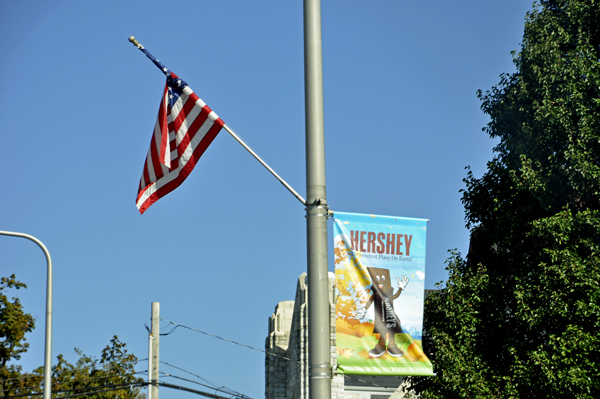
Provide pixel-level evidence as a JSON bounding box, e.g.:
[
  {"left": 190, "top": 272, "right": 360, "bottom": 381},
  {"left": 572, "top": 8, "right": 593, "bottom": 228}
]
[
  {"left": 5, "top": 336, "right": 144, "bottom": 399},
  {"left": 408, "top": 1, "right": 600, "bottom": 398},
  {"left": 0, "top": 275, "right": 143, "bottom": 399},
  {"left": 0, "top": 274, "right": 35, "bottom": 397}
]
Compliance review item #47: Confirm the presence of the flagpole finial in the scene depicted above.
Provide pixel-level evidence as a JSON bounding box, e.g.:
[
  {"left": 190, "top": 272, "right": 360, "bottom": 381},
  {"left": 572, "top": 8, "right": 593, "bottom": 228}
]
[{"left": 128, "top": 36, "right": 144, "bottom": 49}]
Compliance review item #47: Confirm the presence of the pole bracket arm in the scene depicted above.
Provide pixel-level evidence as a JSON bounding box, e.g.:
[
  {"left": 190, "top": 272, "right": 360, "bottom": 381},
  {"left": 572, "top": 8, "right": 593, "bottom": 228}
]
[{"left": 305, "top": 199, "right": 333, "bottom": 218}]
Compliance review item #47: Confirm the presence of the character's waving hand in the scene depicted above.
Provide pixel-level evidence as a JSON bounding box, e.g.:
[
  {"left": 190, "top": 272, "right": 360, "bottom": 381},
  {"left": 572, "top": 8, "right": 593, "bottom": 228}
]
[{"left": 397, "top": 275, "right": 409, "bottom": 291}]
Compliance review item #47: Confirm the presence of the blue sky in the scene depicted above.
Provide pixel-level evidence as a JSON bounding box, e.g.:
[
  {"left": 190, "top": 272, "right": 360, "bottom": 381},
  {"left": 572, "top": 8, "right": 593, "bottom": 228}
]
[{"left": 1, "top": 1, "right": 534, "bottom": 398}]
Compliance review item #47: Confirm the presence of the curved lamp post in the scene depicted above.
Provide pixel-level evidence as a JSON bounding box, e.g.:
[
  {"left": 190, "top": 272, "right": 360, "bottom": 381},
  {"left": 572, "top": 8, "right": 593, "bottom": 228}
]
[{"left": 0, "top": 231, "right": 52, "bottom": 399}]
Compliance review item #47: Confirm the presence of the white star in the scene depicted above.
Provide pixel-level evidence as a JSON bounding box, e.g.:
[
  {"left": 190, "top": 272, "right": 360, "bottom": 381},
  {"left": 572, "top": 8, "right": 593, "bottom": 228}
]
[
  {"left": 176, "top": 79, "right": 182, "bottom": 86},
  {"left": 163, "top": 67, "right": 168, "bottom": 72}
]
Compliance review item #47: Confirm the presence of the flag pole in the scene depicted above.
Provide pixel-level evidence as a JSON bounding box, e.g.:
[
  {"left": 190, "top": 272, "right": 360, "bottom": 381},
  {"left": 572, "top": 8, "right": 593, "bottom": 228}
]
[
  {"left": 304, "top": 1, "right": 332, "bottom": 399},
  {"left": 128, "top": 36, "right": 306, "bottom": 206},
  {"left": 222, "top": 125, "right": 306, "bottom": 205}
]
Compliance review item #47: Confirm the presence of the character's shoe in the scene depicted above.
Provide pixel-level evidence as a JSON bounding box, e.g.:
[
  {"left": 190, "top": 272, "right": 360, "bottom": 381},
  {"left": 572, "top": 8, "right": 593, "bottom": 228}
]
[
  {"left": 369, "top": 344, "right": 386, "bottom": 358},
  {"left": 387, "top": 346, "right": 404, "bottom": 358}
]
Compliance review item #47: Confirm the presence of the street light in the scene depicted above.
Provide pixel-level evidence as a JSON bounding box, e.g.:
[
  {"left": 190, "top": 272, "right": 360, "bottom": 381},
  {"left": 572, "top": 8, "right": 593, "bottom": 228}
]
[{"left": 0, "top": 230, "right": 53, "bottom": 399}]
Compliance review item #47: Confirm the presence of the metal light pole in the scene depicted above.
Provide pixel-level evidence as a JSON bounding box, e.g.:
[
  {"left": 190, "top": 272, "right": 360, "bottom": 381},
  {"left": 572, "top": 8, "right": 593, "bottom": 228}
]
[
  {"left": 0, "top": 231, "right": 53, "bottom": 399},
  {"left": 147, "top": 333, "right": 154, "bottom": 399},
  {"left": 303, "top": 1, "right": 331, "bottom": 399}
]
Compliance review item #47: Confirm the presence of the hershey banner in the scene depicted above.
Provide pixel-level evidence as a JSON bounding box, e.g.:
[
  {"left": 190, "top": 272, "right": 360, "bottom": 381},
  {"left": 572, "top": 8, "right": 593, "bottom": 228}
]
[{"left": 333, "top": 212, "right": 434, "bottom": 376}]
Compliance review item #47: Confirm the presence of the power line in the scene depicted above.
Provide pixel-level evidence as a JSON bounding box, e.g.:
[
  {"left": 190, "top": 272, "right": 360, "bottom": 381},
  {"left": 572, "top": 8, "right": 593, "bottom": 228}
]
[
  {"left": 159, "top": 360, "right": 222, "bottom": 390},
  {"left": 160, "top": 318, "right": 298, "bottom": 364},
  {"left": 1, "top": 381, "right": 242, "bottom": 399},
  {"left": 159, "top": 318, "right": 396, "bottom": 392},
  {"left": 0, "top": 369, "right": 113, "bottom": 383},
  {"left": 160, "top": 373, "right": 239, "bottom": 397},
  {"left": 0, "top": 372, "right": 145, "bottom": 392},
  {"left": 53, "top": 384, "right": 145, "bottom": 399},
  {"left": 1, "top": 382, "right": 145, "bottom": 399},
  {"left": 144, "top": 358, "right": 247, "bottom": 396},
  {"left": 159, "top": 360, "right": 250, "bottom": 397},
  {"left": 0, "top": 375, "right": 42, "bottom": 383},
  {"left": 142, "top": 357, "right": 249, "bottom": 397},
  {"left": 55, "top": 371, "right": 146, "bottom": 385},
  {"left": 159, "top": 324, "right": 180, "bottom": 336},
  {"left": 160, "top": 372, "right": 249, "bottom": 399},
  {"left": 158, "top": 382, "right": 234, "bottom": 399}
]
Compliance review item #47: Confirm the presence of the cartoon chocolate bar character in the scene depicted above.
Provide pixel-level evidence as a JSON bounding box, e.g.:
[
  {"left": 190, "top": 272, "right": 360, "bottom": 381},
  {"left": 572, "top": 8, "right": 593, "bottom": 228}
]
[{"left": 353, "top": 267, "right": 409, "bottom": 358}]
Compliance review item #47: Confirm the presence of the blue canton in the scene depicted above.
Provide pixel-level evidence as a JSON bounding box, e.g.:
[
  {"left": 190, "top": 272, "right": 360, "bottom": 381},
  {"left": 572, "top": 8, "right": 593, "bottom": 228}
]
[
  {"left": 140, "top": 47, "right": 189, "bottom": 107},
  {"left": 166, "top": 75, "right": 189, "bottom": 108}
]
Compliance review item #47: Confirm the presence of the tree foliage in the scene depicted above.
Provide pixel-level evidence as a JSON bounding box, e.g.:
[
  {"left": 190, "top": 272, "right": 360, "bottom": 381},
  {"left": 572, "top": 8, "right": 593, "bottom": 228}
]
[
  {"left": 409, "top": 1, "right": 600, "bottom": 397},
  {"left": 0, "top": 274, "right": 35, "bottom": 397},
  {"left": 0, "top": 276, "right": 143, "bottom": 399},
  {"left": 6, "top": 336, "right": 144, "bottom": 399}
]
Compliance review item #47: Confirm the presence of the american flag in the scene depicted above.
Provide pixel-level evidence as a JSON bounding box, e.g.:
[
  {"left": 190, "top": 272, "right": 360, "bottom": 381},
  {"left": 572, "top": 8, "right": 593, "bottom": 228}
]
[{"left": 136, "top": 50, "right": 224, "bottom": 214}]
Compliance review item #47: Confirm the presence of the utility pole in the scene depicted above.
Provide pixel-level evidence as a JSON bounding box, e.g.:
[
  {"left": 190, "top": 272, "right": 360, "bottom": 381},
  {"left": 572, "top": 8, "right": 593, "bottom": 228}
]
[
  {"left": 303, "top": 1, "right": 331, "bottom": 399},
  {"left": 151, "top": 302, "right": 160, "bottom": 399}
]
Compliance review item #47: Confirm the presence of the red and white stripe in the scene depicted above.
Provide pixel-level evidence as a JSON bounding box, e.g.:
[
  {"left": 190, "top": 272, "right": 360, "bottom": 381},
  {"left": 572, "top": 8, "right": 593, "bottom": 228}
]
[{"left": 136, "top": 81, "right": 224, "bottom": 214}]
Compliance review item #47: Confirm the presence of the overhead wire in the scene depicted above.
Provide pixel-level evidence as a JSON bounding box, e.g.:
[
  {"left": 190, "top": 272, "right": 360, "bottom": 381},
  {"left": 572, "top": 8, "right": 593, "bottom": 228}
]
[
  {"left": 159, "top": 318, "right": 398, "bottom": 391},
  {"left": 0, "top": 378, "right": 43, "bottom": 393},
  {"left": 159, "top": 360, "right": 250, "bottom": 397},
  {"left": 158, "top": 381, "right": 233, "bottom": 399},
  {"left": 160, "top": 372, "right": 249, "bottom": 398},
  {"left": 0, "top": 372, "right": 146, "bottom": 394},
  {"left": 52, "top": 384, "right": 145, "bottom": 399},
  {"left": 140, "top": 357, "right": 248, "bottom": 397},
  {"left": 55, "top": 371, "right": 146, "bottom": 384},
  {"left": 0, "top": 375, "right": 42, "bottom": 383},
  {"left": 2, "top": 380, "right": 241, "bottom": 399},
  {"left": 141, "top": 351, "right": 250, "bottom": 397},
  {"left": 159, "top": 360, "right": 222, "bottom": 391},
  {"left": 159, "top": 324, "right": 180, "bottom": 336},
  {"left": 153, "top": 322, "right": 257, "bottom": 398},
  {"left": 0, "top": 382, "right": 146, "bottom": 399},
  {"left": 160, "top": 318, "right": 298, "bottom": 364}
]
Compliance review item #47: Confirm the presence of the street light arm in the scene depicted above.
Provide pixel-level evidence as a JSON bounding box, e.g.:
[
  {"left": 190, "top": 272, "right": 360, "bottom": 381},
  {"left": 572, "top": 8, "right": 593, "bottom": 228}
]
[{"left": 0, "top": 230, "right": 53, "bottom": 399}]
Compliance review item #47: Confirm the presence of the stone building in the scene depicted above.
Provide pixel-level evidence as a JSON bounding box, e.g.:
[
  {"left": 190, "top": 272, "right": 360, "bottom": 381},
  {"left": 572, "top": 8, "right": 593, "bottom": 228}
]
[{"left": 265, "top": 272, "right": 418, "bottom": 399}]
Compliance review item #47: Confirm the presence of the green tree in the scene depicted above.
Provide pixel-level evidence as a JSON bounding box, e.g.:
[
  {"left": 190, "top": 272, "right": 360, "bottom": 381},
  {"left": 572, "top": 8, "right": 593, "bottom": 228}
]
[
  {"left": 5, "top": 337, "right": 144, "bottom": 399},
  {"left": 44, "top": 336, "right": 144, "bottom": 399},
  {"left": 0, "top": 274, "right": 35, "bottom": 397},
  {"left": 409, "top": 1, "right": 600, "bottom": 398},
  {"left": 0, "top": 276, "right": 144, "bottom": 399}
]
